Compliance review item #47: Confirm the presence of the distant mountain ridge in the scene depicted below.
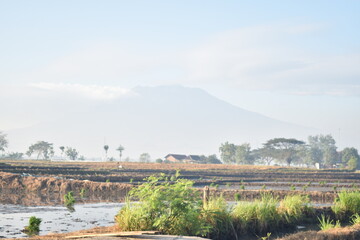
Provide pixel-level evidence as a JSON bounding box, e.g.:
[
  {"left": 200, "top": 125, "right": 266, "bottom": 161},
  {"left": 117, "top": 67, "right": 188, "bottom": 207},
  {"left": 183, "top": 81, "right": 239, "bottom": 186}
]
[{"left": 7, "top": 85, "right": 314, "bottom": 159}]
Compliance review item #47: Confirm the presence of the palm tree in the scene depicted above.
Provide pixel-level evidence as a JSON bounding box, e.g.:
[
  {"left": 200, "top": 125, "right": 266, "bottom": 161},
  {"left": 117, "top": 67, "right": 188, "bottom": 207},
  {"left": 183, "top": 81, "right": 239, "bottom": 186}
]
[
  {"left": 104, "top": 145, "right": 109, "bottom": 160},
  {"left": 59, "top": 146, "right": 65, "bottom": 158},
  {"left": 116, "top": 145, "right": 124, "bottom": 161}
]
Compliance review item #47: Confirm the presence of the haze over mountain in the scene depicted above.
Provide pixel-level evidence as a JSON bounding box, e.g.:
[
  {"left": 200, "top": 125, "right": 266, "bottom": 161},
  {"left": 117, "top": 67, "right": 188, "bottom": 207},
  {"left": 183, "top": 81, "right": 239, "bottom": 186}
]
[{"left": 6, "top": 85, "right": 315, "bottom": 160}]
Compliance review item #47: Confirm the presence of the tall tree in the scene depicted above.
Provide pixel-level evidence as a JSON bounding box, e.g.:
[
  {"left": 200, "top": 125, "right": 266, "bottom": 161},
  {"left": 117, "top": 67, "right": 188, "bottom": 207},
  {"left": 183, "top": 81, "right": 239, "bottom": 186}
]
[
  {"left": 0, "top": 131, "right": 8, "bottom": 154},
  {"left": 65, "top": 147, "right": 79, "bottom": 160},
  {"left": 219, "top": 142, "right": 236, "bottom": 164},
  {"left": 26, "top": 141, "right": 54, "bottom": 160},
  {"left": 341, "top": 147, "right": 360, "bottom": 169},
  {"left": 139, "top": 153, "right": 151, "bottom": 163},
  {"left": 253, "top": 146, "right": 277, "bottom": 165},
  {"left": 235, "top": 143, "right": 254, "bottom": 165},
  {"left": 116, "top": 145, "right": 125, "bottom": 161},
  {"left": 59, "top": 146, "right": 65, "bottom": 158},
  {"left": 308, "top": 134, "right": 338, "bottom": 167},
  {"left": 104, "top": 145, "right": 109, "bottom": 160},
  {"left": 264, "top": 138, "right": 305, "bottom": 166}
]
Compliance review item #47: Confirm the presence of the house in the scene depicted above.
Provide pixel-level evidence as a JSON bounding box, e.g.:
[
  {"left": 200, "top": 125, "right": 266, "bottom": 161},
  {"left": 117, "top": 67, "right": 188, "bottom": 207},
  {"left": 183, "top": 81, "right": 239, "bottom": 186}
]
[{"left": 164, "top": 154, "right": 202, "bottom": 163}]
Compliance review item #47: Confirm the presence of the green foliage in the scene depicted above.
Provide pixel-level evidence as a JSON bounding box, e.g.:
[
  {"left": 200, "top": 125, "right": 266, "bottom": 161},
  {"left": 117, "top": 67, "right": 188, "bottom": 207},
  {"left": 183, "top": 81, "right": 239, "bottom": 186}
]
[
  {"left": 318, "top": 214, "right": 340, "bottom": 230},
  {"left": 116, "top": 174, "right": 209, "bottom": 236},
  {"left": 347, "top": 157, "right": 358, "bottom": 171},
  {"left": 24, "top": 216, "right": 42, "bottom": 235},
  {"left": 106, "top": 179, "right": 110, "bottom": 183},
  {"left": 240, "top": 184, "right": 245, "bottom": 190},
  {"left": 332, "top": 191, "right": 360, "bottom": 218},
  {"left": 290, "top": 185, "right": 296, "bottom": 191},
  {"left": 129, "top": 178, "right": 134, "bottom": 183},
  {"left": 64, "top": 191, "right": 75, "bottom": 207}
]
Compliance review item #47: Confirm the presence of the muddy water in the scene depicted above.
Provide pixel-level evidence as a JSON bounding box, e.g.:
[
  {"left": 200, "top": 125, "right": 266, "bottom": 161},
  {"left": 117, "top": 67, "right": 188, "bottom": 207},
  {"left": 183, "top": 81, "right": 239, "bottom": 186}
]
[{"left": 0, "top": 202, "right": 124, "bottom": 239}]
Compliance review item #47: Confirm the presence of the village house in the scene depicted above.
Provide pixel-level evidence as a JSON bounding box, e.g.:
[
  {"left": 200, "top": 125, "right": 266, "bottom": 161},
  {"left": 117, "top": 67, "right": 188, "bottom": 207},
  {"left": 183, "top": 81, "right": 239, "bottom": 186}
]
[{"left": 164, "top": 154, "right": 202, "bottom": 163}]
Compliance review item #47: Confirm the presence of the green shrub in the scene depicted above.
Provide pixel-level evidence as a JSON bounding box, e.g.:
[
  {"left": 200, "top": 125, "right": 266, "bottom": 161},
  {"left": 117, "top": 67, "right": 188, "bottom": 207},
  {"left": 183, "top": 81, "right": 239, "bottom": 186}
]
[
  {"left": 24, "top": 216, "right": 42, "bottom": 235},
  {"left": 116, "top": 174, "right": 209, "bottom": 236},
  {"left": 234, "top": 193, "right": 241, "bottom": 202}
]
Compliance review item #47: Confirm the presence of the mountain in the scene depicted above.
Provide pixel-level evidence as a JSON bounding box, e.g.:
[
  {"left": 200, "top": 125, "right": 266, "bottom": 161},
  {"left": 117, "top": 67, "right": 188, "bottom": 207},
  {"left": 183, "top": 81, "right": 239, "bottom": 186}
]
[{"left": 7, "top": 85, "right": 314, "bottom": 159}]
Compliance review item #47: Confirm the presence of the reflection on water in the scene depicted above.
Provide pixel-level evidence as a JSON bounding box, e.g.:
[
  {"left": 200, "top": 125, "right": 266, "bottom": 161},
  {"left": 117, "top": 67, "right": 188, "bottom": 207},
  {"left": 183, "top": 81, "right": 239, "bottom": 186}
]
[{"left": 0, "top": 202, "right": 125, "bottom": 239}]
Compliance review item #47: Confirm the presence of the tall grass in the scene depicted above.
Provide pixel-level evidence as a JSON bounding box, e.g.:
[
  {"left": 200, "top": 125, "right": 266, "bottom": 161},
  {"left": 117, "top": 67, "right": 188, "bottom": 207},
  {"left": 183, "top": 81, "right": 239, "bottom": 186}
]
[
  {"left": 232, "top": 193, "right": 280, "bottom": 234},
  {"left": 278, "top": 195, "right": 310, "bottom": 223},
  {"left": 332, "top": 191, "right": 360, "bottom": 218},
  {"left": 318, "top": 214, "right": 341, "bottom": 230},
  {"left": 202, "top": 197, "right": 236, "bottom": 240}
]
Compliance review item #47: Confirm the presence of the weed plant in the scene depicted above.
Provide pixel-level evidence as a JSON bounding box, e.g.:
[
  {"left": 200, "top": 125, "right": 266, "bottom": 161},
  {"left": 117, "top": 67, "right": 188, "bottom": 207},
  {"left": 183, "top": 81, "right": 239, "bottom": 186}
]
[
  {"left": 318, "top": 214, "right": 340, "bottom": 230},
  {"left": 351, "top": 213, "right": 360, "bottom": 225},
  {"left": 24, "top": 216, "right": 41, "bottom": 235},
  {"left": 64, "top": 191, "right": 75, "bottom": 207}
]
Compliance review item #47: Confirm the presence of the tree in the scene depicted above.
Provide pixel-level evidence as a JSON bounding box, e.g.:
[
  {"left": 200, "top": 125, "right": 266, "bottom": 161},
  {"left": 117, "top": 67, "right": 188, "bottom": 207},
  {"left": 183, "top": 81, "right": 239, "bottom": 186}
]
[
  {"left": 341, "top": 147, "right": 360, "bottom": 169},
  {"left": 139, "top": 153, "right": 151, "bottom": 163},
  {"left": 0, "top": 131, "right": 8, "bottom": 153},
  {"left": 235, "top": 143, "right": 254, "bottom": 165},
  {"left": 104, "top": 145, "right": 109, "bottom": 160},
  {"left": 59, "top": 146, "right": 65, "bottom": 158},
  {"left": 219, "top": 142, "right": 236, "bottom": 164},
  {"left": 307, "top": 134, "right": 338, "bottom": 167},
  {"left": 253, "top": 146, "right": 277, "bottom": 165},
  {"left": 116, "top": 145, "right": 125, "bottom": 161},
  {"left": 65, "top": 147, "right": 79, "bottom": 160},
  {"left": 264, "top": 138, "right": 305, "bottom": 166},
  {"left": 206, "top": 154, "right": 222, "bottom": 164},
  {"left": 155, "top": 158, "right": 163, "bottom": 163},
  {"left": 26, "top": 141, "right": 54, "bottom": 160}
]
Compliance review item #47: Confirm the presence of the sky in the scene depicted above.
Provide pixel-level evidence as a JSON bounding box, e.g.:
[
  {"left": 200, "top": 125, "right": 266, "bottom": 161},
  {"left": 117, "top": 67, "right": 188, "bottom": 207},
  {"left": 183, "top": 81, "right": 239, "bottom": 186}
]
[{"left": 1, "top": 0, "right": 359, "bottom": 155}]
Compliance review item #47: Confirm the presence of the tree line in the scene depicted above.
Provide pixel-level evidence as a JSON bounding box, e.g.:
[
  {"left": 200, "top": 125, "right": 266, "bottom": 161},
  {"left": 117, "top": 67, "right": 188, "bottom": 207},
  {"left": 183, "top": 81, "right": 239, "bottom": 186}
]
[{"left": 219, "top": 134, "right": 360, "bottom": 169}]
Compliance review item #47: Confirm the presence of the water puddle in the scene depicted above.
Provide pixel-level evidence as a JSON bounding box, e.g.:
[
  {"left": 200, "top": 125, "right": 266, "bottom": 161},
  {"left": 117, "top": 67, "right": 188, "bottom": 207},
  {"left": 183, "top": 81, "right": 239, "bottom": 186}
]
[{"left": 0, "top": 202, "right": 124, "bottom": 239}]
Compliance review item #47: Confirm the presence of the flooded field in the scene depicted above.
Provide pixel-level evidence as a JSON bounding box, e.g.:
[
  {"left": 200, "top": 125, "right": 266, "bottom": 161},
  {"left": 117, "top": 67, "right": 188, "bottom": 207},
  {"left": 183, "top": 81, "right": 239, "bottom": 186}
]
[{"left": 0, "top": 202, "right": 124, "bottom": 239}]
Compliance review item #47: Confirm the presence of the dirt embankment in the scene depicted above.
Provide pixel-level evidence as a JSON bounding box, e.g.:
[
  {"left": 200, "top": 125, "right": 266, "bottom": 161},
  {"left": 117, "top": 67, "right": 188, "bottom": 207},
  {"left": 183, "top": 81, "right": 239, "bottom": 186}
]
[{"left": 0, "top": 172, "right": 132, "bottom": 198}]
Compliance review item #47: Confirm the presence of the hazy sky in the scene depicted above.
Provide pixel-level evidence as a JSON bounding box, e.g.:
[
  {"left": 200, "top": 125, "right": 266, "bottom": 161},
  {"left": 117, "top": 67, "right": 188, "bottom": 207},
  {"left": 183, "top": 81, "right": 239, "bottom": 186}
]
[{"left": 1, "top": 1, "right": 359, "bottom": 151}]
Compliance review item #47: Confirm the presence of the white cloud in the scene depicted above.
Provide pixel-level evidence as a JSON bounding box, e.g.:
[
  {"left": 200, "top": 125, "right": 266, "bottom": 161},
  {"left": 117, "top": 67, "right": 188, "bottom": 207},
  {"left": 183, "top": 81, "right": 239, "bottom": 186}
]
[
  {"left": 29, "top": 82, "right": 134, "bottom": 100},
  {"left": 14, "top": 23, "right": 360, "bottom": 97}
]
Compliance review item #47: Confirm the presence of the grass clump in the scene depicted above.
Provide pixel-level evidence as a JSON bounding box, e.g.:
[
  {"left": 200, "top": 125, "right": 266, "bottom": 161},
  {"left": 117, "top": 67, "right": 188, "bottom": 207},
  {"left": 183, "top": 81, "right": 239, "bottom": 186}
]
[
  {"left": 202, "top": 197, "right": 235, "bottom": 240},
  {"left": 23, "top": 216, "right": 42, "bottom": 235},
  {"left": 351, "top": 213, "right": 360, "bottom": 225},
  {"left": 332, "top": 191, "right": 360, "bottom": 219},
  {"left": 278, "top": 195, "right": 310, "bottom": 224},
  {"left": 232, "top": 193, "right": 279, "bottom": 234},
  {"left": 318, "top": 214, "right": 341, "bottom": 230}
]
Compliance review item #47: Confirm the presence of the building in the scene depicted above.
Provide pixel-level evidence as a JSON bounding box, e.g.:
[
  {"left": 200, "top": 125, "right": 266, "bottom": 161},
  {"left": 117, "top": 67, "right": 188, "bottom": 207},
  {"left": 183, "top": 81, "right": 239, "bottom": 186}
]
[{"left": 164, "top": 154, "right": 202, "bottom": 163}]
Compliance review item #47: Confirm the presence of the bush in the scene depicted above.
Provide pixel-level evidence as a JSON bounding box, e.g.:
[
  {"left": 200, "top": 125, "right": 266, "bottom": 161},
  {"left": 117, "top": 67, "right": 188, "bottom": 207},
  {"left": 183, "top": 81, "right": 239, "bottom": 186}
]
[
  {"left": 116, "top": 174, "right": 210, "bottom": 236},
  {"left": 318, "top": 214, "right": 340, "bottom": 230}
]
